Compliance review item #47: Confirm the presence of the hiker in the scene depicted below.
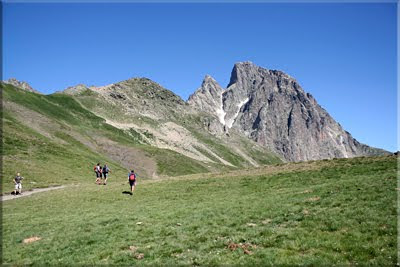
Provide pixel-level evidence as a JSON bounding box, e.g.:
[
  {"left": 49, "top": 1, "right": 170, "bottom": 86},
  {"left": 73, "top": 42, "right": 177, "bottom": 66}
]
[
  {"left": 94, "top": 163, "right": 102, "bottom": 184},
  {"left": 128, "top": 170, "right": 136, "bottom": 193},
  {"left": 102, "top": 163, "right": 111, "bottom": 185},
  {"left": 13, "top": 172, "right": 24, "bottom": 195}
]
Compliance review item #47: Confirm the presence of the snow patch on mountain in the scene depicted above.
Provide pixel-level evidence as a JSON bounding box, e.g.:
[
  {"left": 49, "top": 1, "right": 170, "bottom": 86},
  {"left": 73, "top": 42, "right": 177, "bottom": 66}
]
[{"left": 226, "top": 97, "right": 249, "bottom": 128}]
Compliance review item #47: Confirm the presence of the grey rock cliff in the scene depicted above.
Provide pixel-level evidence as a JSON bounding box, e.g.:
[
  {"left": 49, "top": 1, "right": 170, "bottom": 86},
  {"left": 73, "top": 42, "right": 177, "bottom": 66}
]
[
  {"left": 189, "top": 61, "right": 388, "bottom": 161},
  {"left": 188, "top": 75, "right": 223, "bottom": 115},
  {"left": 187, "top": 75, "right": 226, "bottom": 134}
]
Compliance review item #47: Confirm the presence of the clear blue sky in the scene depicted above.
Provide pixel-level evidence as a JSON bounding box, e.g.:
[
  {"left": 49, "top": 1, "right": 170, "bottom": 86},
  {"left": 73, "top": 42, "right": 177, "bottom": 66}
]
[{"left": 3, "top": 2, "right": 397, "bottom": 152}]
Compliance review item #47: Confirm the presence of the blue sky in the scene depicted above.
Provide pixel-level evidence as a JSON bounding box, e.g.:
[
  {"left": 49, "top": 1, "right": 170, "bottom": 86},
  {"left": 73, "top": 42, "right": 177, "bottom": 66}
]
[{"left": 3, "top": 2, "right": 397, "bottom": 152}]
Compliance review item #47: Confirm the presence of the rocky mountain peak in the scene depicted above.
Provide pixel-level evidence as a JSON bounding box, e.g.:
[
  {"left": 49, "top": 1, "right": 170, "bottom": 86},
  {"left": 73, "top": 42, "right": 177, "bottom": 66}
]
[
  {"left": 188, "top": 75, "right": 226, "bottom": 130},
  {"left": 202, "top": 74, "right": 218, "bottom": 87},
  {"left": 228, "top": 61, "right": 296, "bottom": 89},
  {"left": 3, "top": 78, "right": 41, "bottom": 94},
  {"left": 190, "top": 62, "right": 388, "bottom": 161},
  {"left": 199, "top": 75, "right": 223, "bottom": 97},
  {"left": 228, "top": 61, "right": 257, "bottom": 88},
  {"left": 125, "top": 77, "right": 154, "bottom": 84},
  {"left": 203, "top": 74, "right": 215, "bottom": 82}
]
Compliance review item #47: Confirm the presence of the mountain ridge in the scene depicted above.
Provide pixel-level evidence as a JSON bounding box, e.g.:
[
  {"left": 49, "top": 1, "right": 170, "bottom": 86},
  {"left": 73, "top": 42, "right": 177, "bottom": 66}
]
[
  {"left": 4, "top": 62, "right": 389, "bottom": 165},
  {"left": 188, "top": 61, "right": 389, "bottom": 161}
]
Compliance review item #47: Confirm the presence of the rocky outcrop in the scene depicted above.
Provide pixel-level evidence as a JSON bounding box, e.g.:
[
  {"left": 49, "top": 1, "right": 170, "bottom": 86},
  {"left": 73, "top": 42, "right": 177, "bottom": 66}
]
[
  {"left": 79, "top": 77, "right": 187, "bottom": 121},
  {"left": 189, "top": 61, "right": 388, "bottom": 161},
  {"left": 187, "top": 75, "right": 225, "bottom": 134},
  {"left": 188, "top": 75, "right": 224, "bottom": 119},
  {"left": 62, "top": 84, "right": 89, "bottom": 95},
  {"left": 3, "top": 78, "right": 41, "bottom": 94}
]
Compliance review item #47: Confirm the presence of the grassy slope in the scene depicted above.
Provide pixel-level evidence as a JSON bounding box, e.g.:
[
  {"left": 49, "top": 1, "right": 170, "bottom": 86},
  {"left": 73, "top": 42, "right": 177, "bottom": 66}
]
[
  {"left": 1, "top": 83, "right": 126, "bottom": 189},
  {"left": 2, "top": 156, "right": 396, "bottom": 265},
  {"left": 2, "top": 110, "right": 128, "bottom": 191},
  {"left": 1, "top": 84, "right": 215, "bottom": 192}
]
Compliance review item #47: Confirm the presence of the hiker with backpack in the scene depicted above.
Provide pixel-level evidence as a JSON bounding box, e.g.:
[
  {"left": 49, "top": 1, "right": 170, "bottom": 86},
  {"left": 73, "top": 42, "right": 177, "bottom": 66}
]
[
  {"left": 102, "top": 163, "right": 111, "bottom": 185},
  {"left": 128, "top": 170, "right": 137, "bottom": 193},
  {"left": 13, "top": 172, "right": 24, "bottom": 195},
  {"left": 94, "top": 163, "right": 102, "bottom": 184}
]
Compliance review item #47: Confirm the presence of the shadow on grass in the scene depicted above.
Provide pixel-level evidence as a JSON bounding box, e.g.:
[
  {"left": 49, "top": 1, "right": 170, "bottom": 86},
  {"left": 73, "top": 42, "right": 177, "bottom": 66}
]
[{"left": 122, "top": 191, "right": 133, "bottom": 195}]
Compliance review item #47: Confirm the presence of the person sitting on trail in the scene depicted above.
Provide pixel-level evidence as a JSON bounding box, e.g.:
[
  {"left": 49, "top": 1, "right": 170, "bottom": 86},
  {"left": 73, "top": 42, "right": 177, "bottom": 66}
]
[
  {"left": 13, "top": 172, "right": 24, "bottom": 195},
  {"left": 102, "top": 164, "right": 111, "bottom": 185},
  {"left": 128, "top": 170, "right": 136, "bottom": 193},
  {"left": 94, "top": 163, "right": 102, "bottom": 184}
]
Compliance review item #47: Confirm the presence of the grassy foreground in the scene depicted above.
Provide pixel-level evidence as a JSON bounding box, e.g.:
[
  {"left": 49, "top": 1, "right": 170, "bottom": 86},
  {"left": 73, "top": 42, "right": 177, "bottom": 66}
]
[{"left": 2, "top": 156, "right": 397, "bottom": 265}]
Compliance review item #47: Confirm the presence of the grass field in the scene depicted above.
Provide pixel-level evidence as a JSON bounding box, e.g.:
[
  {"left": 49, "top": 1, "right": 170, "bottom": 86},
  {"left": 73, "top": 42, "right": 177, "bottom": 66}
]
[{"left": 2, "top": 155, "right": 397, "bottom": 265}]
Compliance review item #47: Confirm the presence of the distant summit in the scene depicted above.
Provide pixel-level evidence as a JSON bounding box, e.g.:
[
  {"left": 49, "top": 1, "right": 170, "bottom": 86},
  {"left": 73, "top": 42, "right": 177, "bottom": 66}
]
[
  {"left": 188, "top": 75, "right": 225, "bottom": 127},
  {"left": 3, "top": 78, "right": 41, "bottom": 94},
  {"left": 189, "top": 61, "right": 388, "bottom": 161}
]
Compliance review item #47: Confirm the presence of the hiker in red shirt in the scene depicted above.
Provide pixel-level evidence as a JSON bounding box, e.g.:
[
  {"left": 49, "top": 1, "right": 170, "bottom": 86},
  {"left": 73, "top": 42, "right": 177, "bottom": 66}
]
[{"left": 128, "top": 170, "right": 136, "bottom": 193}]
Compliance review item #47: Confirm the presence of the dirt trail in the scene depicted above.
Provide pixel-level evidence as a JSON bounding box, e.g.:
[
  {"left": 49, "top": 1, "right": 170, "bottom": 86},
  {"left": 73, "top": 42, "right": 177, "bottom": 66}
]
[{"left": 1, "top": 186, "right": 66, "bottom": 201}]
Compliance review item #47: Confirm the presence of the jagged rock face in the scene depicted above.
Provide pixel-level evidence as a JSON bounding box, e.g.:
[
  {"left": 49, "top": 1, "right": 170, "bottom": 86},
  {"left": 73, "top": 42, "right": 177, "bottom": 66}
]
[
  {"left": 188, "top": 75, "right": 223, "bottom": 117},
  {"left": 189, "top": 61, "right": 387, "bottom": 161},
  {"left": 4, "top": 78, "right": 41, "bottom": 94},
  {"left": 187, "top": 75, "right": 225, "bottom": 134}
]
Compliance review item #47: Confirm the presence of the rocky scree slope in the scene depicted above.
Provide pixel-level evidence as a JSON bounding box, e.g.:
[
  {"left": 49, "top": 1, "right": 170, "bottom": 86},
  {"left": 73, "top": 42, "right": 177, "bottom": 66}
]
[
  {"left": 59, "top": 78, "right": 186, "bottom": 121},
  {"left": 61, "top": 77, "right": 281, "bottom": 169},
  {"left": 188, "top": 62, "right": 388, "bottom": 161}
]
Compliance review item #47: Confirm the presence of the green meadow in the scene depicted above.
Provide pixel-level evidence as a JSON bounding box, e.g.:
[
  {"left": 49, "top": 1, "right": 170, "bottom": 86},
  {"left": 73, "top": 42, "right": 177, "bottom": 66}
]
[{"left": 2, "top": 155, "right": 397, "bottom": 265}]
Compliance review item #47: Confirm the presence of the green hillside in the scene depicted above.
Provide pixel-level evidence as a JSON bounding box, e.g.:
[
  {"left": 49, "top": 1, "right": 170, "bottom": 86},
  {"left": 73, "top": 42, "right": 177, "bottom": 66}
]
[
  {"left": 2, "top": 155, "right": 397, "bottom": 265},
  {"left": 2, "top": 83, "right": 281, "bottom": 193},
  {"left": 1, "top": 84, "right": 206, "bottom": 192}
]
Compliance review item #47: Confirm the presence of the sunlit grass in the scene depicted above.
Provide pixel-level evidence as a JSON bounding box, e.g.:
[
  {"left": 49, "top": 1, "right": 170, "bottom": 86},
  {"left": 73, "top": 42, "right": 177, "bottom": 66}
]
[{"left": 2, "top": 155, "right": 396, "bottom": 265}]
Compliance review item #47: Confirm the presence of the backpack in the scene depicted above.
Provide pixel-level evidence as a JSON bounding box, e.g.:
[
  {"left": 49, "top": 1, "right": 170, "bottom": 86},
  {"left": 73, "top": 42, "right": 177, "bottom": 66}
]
[
  {"left": 129, "top": 173, "right": 136, "bottom": 181},
  {"left": 103, "top": 166, "right": 109, "bottom": 173},
  {"left": 94, "top": 165, "right": 101, "bottom": 172}
]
